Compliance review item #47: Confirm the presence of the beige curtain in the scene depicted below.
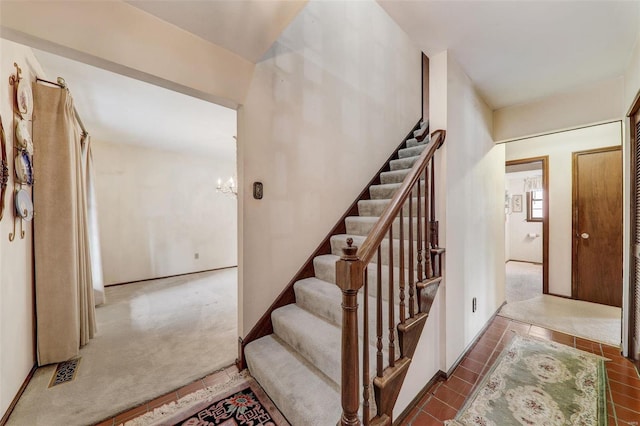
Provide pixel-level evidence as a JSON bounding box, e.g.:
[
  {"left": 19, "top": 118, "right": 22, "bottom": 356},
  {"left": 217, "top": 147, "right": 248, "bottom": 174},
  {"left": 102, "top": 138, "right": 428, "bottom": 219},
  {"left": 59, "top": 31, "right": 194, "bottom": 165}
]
[
  {"left": 82, "top": 134, "right": 106, "bottom": 306},
  {"left": 33, "top": 83, "right": 96, "bottom": 365}
]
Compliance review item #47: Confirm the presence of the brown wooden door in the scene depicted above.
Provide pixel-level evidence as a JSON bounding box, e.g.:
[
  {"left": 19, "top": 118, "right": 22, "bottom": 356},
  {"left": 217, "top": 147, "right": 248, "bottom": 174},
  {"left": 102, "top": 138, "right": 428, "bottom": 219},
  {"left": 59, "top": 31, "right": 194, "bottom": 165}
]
[
  {"left": 572, "top": 146, "right": 623, "bottom": 307},
  {"left": 630, "top": 105, "right": 640, "bottom": 362}
]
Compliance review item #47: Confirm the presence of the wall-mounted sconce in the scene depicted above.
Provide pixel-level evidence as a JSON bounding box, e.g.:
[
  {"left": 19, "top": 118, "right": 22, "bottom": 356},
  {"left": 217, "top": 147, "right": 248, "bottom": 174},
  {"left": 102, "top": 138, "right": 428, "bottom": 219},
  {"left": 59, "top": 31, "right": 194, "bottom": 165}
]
[
  {"left": 253, "top": 182, "right": 263, "bottom": 199},
  {"left": 217, "top": 176, "right": 237, "bottom": 197}
]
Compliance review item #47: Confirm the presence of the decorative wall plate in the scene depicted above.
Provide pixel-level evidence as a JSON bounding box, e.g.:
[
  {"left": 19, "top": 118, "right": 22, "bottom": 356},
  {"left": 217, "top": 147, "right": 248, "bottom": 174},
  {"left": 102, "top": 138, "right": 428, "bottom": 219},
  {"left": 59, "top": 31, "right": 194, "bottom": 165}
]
[
  {"left": 15, "top": 119, "right": 33, "bottom": 155},
  {"left": 14, "top": 151, "right": 33, "bottom": 185},
  {"left": 0, "top": 116, "right": 8, "bottom": 221},
  {"left": 15, "top": 188, "right": 33, "bottom": 221},
  {"left": 17, "top": 79, "right": 33, "bottom": 116}
]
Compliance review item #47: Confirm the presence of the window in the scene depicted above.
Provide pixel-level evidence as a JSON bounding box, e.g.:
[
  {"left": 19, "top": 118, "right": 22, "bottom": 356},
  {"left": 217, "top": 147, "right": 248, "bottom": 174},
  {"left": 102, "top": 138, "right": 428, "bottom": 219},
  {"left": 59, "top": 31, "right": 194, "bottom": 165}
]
[{"left": 527, "top": 190, "right": 543, "bottom": 222}]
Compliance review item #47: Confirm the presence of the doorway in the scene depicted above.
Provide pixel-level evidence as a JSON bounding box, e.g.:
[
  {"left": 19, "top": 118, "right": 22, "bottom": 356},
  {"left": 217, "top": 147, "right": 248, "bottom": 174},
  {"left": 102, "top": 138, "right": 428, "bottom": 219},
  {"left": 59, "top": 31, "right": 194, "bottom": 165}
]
[
  {"left": 505, "top": 157, "right": 549, "bottom": 302},
  {"left": 572, "top": 146, "right": 623, "bottom": 308}
]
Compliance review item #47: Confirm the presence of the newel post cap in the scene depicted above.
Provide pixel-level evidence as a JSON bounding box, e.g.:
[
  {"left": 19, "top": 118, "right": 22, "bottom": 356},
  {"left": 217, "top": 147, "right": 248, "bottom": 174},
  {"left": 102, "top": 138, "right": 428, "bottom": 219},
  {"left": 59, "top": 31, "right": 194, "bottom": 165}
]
[{"left": 341, "top": 238, "right": 358, "bottom": 260}]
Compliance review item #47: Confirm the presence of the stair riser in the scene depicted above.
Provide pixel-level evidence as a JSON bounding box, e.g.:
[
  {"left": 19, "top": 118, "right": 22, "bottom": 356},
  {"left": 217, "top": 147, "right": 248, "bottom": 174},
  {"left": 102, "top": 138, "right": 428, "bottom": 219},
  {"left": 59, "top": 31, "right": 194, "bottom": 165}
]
[{"left": 345, "top": 217, "right": 421, "bottom": 238}]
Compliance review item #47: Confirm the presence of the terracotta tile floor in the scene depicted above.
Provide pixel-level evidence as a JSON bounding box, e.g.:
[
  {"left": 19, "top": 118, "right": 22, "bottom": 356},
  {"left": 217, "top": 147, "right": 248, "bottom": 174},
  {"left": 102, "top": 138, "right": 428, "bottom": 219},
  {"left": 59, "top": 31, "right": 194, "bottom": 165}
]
[
  {"left": 93, "top": 365, "right": 239, "bottom": 426},
  {"left": 401, "top": 316, "right": 640, "bottom": 426},
  {"left": 95, "top": 316, "right": 640, "bottom": 426}
]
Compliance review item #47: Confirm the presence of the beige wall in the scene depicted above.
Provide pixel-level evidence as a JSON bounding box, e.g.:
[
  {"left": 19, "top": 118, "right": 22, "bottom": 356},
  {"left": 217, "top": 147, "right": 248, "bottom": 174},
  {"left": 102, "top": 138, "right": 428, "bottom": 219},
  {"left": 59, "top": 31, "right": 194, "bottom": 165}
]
[
  {"left": 494, "top": 77, "right": 625, "bottom": 142},
  {"left": 505, "top": 121, "right": 622, "bottom": 297},
  {"left": 506, "top": 171, "right": 543, "bottom": 264},
  {"left": 0, "top": 1, "right": 253, "bottom": 109},
  {"left": 92, "top": 140, "right": 237, "bottom": 285},
  {"left": 237, "top": 0, "right": 421, "bottom": 336},
  {"left": 0, "top": 39, "right": 45, "bottom": 418},
  {"left": 437, "top": 51, "right": 506, "bottom": 370}
]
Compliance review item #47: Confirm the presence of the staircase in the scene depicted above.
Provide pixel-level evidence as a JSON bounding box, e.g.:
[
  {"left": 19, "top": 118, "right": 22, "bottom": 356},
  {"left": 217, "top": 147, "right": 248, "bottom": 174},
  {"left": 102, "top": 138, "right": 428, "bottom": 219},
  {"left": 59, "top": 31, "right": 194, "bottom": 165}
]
[{"left": 244, "top": 121, "right": 445, "bottom": 425}]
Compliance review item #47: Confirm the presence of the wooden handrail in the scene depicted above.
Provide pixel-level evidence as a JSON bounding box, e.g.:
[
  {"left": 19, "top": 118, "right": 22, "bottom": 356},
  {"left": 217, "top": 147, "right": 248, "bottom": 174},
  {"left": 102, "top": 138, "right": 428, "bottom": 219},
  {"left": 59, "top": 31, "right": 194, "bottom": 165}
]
[
  {"left": 336, "top": 128, "right": 446, "bottom": 426},
  {"left": 356, "top": 129, "right": 446, "bottom": 266}
]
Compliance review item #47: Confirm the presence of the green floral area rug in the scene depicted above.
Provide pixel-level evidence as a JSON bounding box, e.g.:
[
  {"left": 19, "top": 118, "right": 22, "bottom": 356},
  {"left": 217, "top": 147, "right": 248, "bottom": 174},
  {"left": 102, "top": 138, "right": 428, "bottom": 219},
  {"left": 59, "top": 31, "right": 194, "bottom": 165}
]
[{"left": 446, "top": 335, "right": 607, "bottom": 426}]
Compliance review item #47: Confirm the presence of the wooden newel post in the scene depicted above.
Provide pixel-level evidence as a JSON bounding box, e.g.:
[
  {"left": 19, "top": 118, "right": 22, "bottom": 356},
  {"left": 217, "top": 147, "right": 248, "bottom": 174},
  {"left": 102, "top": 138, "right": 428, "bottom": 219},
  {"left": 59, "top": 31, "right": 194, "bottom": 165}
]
[{"left": 336, "top": 238, "right": 363, "bottom": 426}]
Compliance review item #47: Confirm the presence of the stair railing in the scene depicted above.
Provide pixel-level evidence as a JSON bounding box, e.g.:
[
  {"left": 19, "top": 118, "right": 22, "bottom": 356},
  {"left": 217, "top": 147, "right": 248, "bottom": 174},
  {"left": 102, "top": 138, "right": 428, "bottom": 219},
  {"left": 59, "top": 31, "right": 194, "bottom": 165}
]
[{"left": 336, "top": 129, "right": 446, "bottom": 425}]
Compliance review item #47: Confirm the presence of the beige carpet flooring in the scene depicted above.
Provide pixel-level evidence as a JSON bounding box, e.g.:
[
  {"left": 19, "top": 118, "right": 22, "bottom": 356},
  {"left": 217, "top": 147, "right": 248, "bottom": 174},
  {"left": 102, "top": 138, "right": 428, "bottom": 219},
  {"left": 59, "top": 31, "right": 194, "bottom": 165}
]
[
  {"left": 505, "top": 261, "right": 542, "bottom": 303},
  {"left": 6, "top": 268, "right": 237, "bottom": 426},
  {"left": 499, "top": 294, "right": 621, "bottom": 346}
]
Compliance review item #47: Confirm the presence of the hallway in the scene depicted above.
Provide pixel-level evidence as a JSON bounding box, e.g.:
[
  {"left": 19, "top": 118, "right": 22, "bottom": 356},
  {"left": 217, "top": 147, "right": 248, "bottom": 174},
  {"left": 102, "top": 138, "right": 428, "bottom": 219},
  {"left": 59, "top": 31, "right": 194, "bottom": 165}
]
[{"left": 402, "top": 316, "right": 639, "bottom": 425}]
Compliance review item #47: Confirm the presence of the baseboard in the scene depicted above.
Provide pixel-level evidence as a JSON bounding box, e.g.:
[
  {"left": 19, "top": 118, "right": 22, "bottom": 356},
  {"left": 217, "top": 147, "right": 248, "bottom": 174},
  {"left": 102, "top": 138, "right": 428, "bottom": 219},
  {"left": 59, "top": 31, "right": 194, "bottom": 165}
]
[
  {"left": 1, "top": 364, "right": 37, "bottom": 426},
  {"left": 445, "top": 301, "right": 507, "bottom": 378},
  {"left": 105, "top": 266, "right": 237, "bottom": 287},
  {"left": 393, "top": 370, "right": 446, "bottom": 426},
  {"left": 547, "top": 292, "right": 573, "bottom": 300},
  {"left": 506, "top": 259, "right": 543, "bottom": 265}
]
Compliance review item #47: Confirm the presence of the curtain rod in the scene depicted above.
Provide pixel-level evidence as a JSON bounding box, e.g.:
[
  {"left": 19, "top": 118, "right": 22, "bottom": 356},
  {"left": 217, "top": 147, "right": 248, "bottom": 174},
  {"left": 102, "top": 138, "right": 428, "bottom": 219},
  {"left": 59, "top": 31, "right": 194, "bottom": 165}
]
[{"left": 36, "top": 77, "right": 89, "bottom": 138}]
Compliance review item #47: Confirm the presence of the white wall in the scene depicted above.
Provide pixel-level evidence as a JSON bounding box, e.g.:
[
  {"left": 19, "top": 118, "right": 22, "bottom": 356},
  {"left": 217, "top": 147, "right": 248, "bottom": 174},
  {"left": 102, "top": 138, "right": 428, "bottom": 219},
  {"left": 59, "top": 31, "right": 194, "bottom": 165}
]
[
  {"left": 0, "top": 39, "right": 46, "bottom": 418},
  {"left": 439, "top": 52, "right": 506, "bottom": 371},
  {"left": 237, "top": 0, "right": 421, "bottom": 336},
  {"left": 92, "top": 140, "right": 237, "bottom": 285},
  {"left": 505, "top": 121, "right": 622, "bottom": 297},
  {"left": 494, "top": 77, "right": 625, "bottom": 143},
  {"left": 505, "top": 171, "right": 543, "bottom": 263}
]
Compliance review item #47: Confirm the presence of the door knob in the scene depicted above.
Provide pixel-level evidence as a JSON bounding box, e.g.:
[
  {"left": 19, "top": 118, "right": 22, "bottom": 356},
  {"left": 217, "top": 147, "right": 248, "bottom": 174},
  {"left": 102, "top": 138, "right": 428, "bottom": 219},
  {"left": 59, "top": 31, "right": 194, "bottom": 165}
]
[{"left": 580, "top": 233, "right": 589, "bottom": 239}]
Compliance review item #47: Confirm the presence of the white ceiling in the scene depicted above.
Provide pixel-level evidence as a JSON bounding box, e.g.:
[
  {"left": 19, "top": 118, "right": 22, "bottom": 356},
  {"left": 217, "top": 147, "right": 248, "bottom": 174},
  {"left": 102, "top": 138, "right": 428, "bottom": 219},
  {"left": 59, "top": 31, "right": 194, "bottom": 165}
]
[
  {"left": 378, "top": 0, "right": 640, "bottom": 109},
  {"left": 126, "top": 0, "right": 307, "bottom": 63},
  {"left": 33, "top": 49, "right": 237, "bottom": 158}
]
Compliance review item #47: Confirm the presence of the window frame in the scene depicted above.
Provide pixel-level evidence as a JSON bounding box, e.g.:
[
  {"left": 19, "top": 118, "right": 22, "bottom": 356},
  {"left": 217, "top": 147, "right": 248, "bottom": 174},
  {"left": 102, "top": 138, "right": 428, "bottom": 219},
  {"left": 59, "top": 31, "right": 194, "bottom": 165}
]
[{"left": 526, "top": 189, "right": 544, "bottom": 222}]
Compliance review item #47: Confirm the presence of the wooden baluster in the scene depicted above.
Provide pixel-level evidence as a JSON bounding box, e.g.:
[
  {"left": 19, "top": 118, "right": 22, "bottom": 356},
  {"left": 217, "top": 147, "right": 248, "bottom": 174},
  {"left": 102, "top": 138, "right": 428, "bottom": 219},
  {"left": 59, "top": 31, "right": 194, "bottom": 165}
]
[
  {"left": 417, "top": 177, "right": 423, "bottom": 297},
  {"left": 425, "top": 167, "right": 433, "bottom": 279},
  {"left": 430, "top": 156, "right": 438, "bottom": 249},
  {"left": 430, "top": 156, "right": 440, "bottom": 277},
  {"left": 399, "top": 209, "right": 406, "bottom": 324},
  {"left": 336, "top": 238, "right": 362, "bottom": 426},
  {"left": 376, "top": 247, "right": 383, "bottom": 378},
  {"left": 408, "top": 195, "right": 415, "bottom": 318},
  {"left": 388, "top": 226, "right": 395, "bottom": 367},
  {"left": 362, "top": 269, "right": 369, "bottom": 425}
]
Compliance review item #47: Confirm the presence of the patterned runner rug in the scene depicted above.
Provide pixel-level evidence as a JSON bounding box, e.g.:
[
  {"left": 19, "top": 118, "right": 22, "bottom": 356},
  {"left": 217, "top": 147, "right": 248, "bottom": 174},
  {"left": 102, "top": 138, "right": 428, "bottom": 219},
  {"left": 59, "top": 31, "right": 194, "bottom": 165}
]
[
  {"left": 127, "top": 371, "right": 290, "bottom": 426},
  {"left": 446, "top": 335, "right": 607, "bottom": 426}
]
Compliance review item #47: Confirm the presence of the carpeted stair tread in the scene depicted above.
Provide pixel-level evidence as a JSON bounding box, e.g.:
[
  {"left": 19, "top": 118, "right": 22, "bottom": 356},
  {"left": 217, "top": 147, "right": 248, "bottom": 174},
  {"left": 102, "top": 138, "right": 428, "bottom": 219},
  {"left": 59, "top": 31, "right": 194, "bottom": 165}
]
[
  {"left": 271, "top": 304, "right": 376, "bottom": 385},
  {"left": 245, "top": 335, "right": 341, "bottom": 426},
  {"left": 312, "top": 254, "right": 406, "bottom": 301},
  {"left": 370, "top": 182, "right": 403, "bottom": 199},
  {"left": 330, "top": 234, "right": 418, "bottom": 268},
  {"left": 390, "top": 155, "right": 420, "bottom": 171},
  {"left": 398, "top": 143, "right": 428, "bottom": 159},
  {"left": 345, "top": 216, "right": 420, "bottom": 238},
  {"left": 406, "top": 134, "right": 430, "bottom": 148},
  {"left": 293, "top": 276, "right": 401, "bottom": 350},
  {"left": 359, "top": 198, "right": 419, "bottom": 217},
  {"left": 380, "top": 169, "right": 410, "bottom": 184}
]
